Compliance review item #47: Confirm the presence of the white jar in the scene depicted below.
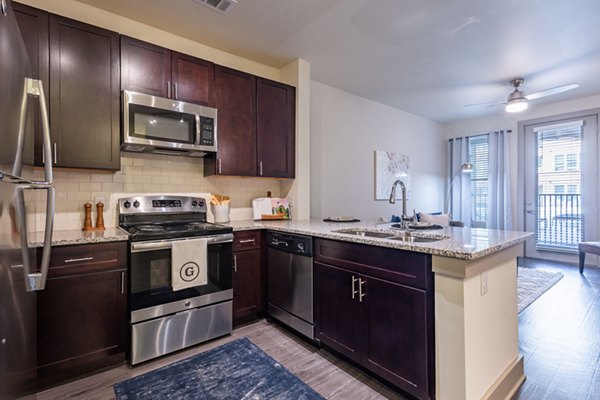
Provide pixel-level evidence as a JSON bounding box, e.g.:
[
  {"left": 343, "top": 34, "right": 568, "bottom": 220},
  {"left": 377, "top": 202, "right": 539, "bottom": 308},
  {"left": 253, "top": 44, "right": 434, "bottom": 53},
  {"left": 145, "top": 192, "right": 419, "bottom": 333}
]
[{"left": 212, "top": 204, "right": 230, "bottom": 223}]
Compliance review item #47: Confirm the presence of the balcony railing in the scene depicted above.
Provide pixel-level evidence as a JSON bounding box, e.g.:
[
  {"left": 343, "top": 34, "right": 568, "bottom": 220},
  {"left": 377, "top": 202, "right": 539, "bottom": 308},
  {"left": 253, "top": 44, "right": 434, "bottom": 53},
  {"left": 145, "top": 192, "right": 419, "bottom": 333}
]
[{"left": 536, "top": 194, "right": 582, "bottom": 250}]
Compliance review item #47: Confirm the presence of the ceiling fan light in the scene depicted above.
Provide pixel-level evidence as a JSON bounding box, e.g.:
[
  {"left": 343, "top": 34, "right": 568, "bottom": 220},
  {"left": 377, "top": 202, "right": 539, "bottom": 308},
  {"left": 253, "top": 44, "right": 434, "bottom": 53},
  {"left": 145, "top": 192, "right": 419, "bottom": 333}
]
[{"left": 505, "top": 98, "right": 528, "bottom": 113}]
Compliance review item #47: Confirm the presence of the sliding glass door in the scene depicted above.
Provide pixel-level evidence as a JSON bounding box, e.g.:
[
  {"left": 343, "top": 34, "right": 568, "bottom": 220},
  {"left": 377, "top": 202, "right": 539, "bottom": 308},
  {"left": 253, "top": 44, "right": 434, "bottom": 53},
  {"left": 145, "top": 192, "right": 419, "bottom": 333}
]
[{"left": 523, "top": 114, "right": 598, "bottom": 263}]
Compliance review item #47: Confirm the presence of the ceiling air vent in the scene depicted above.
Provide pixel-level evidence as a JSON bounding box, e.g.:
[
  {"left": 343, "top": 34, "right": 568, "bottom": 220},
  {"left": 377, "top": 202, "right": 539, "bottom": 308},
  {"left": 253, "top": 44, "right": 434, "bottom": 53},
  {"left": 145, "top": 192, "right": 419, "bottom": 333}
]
[{"left": 192, "top": 0, "right": 238, "bottom": 14}]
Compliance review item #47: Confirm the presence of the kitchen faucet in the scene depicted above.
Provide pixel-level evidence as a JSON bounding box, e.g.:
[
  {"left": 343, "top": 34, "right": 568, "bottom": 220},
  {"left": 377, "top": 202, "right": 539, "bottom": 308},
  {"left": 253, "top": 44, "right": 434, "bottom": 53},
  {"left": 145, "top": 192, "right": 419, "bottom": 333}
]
[{"left": 389, "top": 180, "right": 414, "bottom": 228}]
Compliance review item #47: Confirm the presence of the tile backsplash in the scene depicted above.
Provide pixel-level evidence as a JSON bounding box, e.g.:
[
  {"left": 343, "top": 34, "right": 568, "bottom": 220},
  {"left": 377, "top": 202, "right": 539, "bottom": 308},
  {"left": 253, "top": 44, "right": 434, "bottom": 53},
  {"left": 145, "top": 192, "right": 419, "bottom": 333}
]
[{"left": 31, "top": 153, "right": 289, "bottom": 231}]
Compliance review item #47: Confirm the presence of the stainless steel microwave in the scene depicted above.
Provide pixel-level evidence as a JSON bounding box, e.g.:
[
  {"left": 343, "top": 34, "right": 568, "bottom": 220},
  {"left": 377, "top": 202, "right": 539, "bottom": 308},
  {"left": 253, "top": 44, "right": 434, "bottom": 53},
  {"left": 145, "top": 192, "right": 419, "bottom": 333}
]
[{"left": 122, "top": 90, "right": 217, "bottom": 157}]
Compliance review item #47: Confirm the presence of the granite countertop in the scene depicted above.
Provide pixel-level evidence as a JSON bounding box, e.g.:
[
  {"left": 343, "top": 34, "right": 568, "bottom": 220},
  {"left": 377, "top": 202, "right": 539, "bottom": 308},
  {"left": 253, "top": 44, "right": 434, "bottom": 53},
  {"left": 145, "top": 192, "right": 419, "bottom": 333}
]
[
  {"left": 225, "top": 219, "right": 533, "bottom": 261},
  {"left": 29, "top": 228, "right": 129, "bottom": 248},
  {"left": 30, "top": 219, "right": 532, "bottom": 260}
]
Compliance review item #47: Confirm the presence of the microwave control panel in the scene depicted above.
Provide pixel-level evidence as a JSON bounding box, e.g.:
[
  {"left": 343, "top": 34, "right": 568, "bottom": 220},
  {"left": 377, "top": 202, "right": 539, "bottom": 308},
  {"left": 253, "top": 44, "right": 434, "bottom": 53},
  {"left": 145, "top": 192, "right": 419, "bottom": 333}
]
[{"left": 199, "top": 116, "right": 215, "bottom": 146}]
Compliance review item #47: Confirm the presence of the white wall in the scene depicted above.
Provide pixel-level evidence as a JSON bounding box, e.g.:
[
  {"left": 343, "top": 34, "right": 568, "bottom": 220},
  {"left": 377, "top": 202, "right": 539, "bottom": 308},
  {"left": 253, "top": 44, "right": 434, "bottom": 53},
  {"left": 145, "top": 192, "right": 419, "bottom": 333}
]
[
  {"left": 310, "top": 81, "right": 446, "bottom": 221},
  {"left": 444, "top": 94, "right": 600, "bottom": 228}
]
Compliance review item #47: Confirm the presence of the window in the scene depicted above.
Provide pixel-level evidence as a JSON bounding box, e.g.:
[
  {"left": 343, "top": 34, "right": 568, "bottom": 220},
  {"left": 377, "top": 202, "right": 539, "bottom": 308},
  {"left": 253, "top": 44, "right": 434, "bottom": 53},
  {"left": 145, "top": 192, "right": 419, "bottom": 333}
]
[
  {"left": 566, "top": 153, "right": 578, "bottom": 170},
  {"left": 554, "top": 154, "right": 565, "bottom": 171},
  {"left": 567, "top": 184, "right": 578, "bottom": 194},
  {"left": 468, "top": 135, "right": 489, "bottom": 226},
  {"left": 555, "top": 185, "right": 565, "bottom": 194}
]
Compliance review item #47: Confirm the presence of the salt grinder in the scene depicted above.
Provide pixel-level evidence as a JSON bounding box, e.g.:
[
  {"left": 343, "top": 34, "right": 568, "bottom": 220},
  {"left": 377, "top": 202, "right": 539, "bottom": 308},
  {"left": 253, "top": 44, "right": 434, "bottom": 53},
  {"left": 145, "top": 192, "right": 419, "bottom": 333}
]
[
  {"left": 95, "top": 202, "right": 105, "bottom": 231},
  {"left": 82, "top": 202, "right": 93, "bottom": 231}
]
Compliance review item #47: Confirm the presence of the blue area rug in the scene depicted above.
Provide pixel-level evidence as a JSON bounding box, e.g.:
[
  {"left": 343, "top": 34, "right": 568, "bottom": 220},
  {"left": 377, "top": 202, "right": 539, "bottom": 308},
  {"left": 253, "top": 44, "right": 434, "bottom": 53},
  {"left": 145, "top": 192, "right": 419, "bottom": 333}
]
[{"left": 114, "top": 337, "right": 324, "bottom": 399}]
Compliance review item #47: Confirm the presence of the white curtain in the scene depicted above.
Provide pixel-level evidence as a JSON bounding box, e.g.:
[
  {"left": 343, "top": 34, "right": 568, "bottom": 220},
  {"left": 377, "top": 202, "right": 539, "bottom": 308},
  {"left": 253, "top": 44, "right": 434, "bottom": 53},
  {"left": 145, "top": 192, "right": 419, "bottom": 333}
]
[
  {"left": 487, "top": 130, "right": 513, "bottom": 230},
  {"left": 447, "top": 137, "right": 472, "bottom": 225}
]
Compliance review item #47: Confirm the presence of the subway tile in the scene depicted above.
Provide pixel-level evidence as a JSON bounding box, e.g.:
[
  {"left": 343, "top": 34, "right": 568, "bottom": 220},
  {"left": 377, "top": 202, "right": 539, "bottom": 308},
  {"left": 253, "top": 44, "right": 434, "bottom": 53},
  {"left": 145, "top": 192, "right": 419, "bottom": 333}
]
[
  {"left": 91, "top": 173, "right": 114, "bottom": 183},
  {"left": 102, "top": 183, "right": 124, "bottom": 193}
]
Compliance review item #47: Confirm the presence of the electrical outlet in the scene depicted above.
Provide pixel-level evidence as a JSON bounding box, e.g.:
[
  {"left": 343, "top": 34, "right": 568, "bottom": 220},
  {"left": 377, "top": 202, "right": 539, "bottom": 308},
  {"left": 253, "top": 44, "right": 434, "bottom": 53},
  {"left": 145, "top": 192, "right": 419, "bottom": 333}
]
[{"left": 480, "top": 272, "right": 489, "bottom": 296}]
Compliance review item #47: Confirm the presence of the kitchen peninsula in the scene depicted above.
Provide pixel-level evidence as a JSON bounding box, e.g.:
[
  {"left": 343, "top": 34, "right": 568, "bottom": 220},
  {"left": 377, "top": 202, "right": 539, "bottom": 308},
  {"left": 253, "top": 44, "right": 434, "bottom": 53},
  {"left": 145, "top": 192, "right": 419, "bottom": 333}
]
[{"left": 229, "top": 219, "right": 532, "bottom": 400}]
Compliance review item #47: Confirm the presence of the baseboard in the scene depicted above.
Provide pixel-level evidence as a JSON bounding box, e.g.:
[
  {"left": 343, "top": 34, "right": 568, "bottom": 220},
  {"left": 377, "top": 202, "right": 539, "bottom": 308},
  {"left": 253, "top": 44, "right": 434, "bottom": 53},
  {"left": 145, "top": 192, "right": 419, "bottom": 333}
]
[{"left": 482, "top": 355, "right": 525, "bottom": 400}]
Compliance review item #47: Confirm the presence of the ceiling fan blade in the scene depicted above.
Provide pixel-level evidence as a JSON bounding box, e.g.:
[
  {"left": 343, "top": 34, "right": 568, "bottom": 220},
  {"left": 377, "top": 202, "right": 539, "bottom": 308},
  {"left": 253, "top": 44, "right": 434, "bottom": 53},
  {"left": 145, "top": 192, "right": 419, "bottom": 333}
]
[
  {"left": 463, "top": 100, "right": 505, "bottom": 108},
  {"left": 525, "top": 83, "right": 579, "bottom": 100}
]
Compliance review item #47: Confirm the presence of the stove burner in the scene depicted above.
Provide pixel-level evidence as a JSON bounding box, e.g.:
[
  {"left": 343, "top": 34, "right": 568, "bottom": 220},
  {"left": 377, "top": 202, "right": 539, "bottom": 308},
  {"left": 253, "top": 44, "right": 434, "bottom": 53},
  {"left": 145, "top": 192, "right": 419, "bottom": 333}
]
[
  {"left": 185, "top": 222, "right": 210, "bottom": 230},
  {"left": 135, "top": 225, "right": 166, "bottom": 233}
]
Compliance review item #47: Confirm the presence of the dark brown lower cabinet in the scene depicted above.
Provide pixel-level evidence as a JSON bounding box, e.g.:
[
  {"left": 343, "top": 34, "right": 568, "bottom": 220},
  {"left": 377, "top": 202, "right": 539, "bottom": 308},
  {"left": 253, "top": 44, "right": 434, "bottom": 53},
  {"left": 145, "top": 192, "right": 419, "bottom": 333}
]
[
  {"left": 314, "top": 239, "right": 433, "bottom": 400},
  {"left": 232, "top": 231, "right": 265, "bottom": 325},
  {"left": 232, "top": 250, "right": 261, "bottom": 323},
  {"left": 36, "top": 242, "right": 127, "bottom": 388}
]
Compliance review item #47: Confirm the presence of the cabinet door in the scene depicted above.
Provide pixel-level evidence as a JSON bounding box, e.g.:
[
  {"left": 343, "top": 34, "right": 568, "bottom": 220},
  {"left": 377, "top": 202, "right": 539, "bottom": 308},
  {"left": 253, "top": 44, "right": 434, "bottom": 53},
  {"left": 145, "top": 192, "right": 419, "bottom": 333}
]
[
  {"left": 232, "top": 250, "right": 261, "bottom": 323},
  {"left": 37, "top": 268, "right": 127, "bottom": 387},
  {"left": 256, "top": 78, "right": 295, "bottom": 178},
  {"left": 172, "top": 52, "right": 214, "bottom": 106},
  {"left": 49, "top": 15, "right": 120, "bottom": 169},
  {"left": 13, "top": 2, "right": 49, "bottom": 167},
  {"left": 361, "top": 276, "right": 429, "bottom": 400},
  {"left": 314, "top": 261, "right": 362, "bottom": 363},
  {"left": 120, "top": 35, "right": 171, "bottom": 98},
  {"left": 213, "top": 65, "right": 256, "bottom": 176}
]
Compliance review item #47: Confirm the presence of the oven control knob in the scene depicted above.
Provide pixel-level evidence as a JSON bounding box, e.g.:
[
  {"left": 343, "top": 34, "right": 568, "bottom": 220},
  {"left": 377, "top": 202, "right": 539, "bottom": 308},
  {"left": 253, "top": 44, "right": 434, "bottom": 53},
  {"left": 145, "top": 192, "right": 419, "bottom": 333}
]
[
  {"left": 191, "top": 200, "right": 198, "bottom": 207},
  {"left": 133, "top": 200, "right": 140, "bottom": 208},
  {"left": 123, "top": 201, "right": 131, "bottom": 209},
  {"left": 185, "top": 301, "right": 191, "bottom": 307}
]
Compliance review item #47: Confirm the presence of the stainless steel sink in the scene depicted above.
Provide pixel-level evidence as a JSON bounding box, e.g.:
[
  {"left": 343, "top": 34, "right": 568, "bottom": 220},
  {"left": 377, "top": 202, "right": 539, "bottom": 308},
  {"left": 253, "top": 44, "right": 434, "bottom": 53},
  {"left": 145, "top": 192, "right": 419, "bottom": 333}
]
[
  {"left": 332, "top": 229, "right": 395, "bottom": 239},
  {"left": 388, "top": 233, "right": 443, "bottom": 243},
  {"left": 333, "top": 229, "right": 446, "bottom": 243}
]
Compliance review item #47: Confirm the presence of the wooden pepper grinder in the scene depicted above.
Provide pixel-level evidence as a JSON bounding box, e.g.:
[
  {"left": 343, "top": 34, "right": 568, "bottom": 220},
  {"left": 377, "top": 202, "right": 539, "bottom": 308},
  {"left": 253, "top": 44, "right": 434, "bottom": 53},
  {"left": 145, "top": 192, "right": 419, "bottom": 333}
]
[
  {"left": 82, "top": 202, "right": 93, "bottom": 231},
  {"left": 95, "top": 202, "right": 105, "bottom": 231}
]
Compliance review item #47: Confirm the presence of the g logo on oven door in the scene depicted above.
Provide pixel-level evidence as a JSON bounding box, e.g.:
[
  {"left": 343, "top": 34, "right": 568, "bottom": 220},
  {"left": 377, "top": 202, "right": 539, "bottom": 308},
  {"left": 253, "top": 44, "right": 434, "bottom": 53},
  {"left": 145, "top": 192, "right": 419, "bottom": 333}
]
[{"left": 180, "top": 262, "right": 200, "bottom": 282}]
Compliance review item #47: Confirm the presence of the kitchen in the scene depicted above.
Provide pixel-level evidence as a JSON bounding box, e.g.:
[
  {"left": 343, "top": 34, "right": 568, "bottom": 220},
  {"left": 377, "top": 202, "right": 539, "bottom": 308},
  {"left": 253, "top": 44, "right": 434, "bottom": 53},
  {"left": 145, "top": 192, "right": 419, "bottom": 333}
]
[{"left": 1, "top": 0, "right": 599, "bottom": 399}]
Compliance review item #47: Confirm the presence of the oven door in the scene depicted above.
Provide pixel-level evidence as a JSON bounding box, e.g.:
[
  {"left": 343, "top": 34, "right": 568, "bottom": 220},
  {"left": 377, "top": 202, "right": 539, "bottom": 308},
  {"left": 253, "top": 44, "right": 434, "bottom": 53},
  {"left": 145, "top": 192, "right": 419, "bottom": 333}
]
[{"left": 129, "top": 234, "right": 232, "bottom": 322}]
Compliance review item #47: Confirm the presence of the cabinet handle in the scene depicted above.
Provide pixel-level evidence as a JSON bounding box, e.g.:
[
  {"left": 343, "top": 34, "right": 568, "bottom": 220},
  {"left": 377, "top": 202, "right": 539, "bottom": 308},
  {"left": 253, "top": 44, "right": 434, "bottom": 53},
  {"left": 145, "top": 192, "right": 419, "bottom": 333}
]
[
  {"left": 351, "top": 275, "right": 359, "bottom": 299},
  {"left": 218, "top": 158, "right": 222, "bottom": 174},
  {"left": 233, "top": 254, "right": 237, "bottom": 272},
  {"left": 238, "top": 239, "right": 255, "bottom": 244},
  {"left": 53, "top": 143, "right": 57, "bottom": 165},
  {"left": 64, "top": 256, "right": 94, "bottom": 263},
  {"left": 174, "top": 82, "right": 178, "bottom": 100},
  {"left": 167, "top": 81, "right": 172, "bottom": 98},
  {"left": 121, "top": 271, "right": 125, "bottom": 294},
  {"left": 359, "top": 278, "right": 366, "bottom": 302},
  {"left": 259, "top": 161, "right": 263, "bottom": 176}
]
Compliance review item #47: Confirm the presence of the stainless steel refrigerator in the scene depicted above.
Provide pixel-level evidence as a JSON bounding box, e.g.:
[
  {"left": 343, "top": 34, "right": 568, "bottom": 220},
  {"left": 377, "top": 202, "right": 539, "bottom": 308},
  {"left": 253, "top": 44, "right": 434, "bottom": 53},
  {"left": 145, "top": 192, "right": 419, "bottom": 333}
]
[{"left": 0, "top": 0, "right": 55, "bottom": 398}]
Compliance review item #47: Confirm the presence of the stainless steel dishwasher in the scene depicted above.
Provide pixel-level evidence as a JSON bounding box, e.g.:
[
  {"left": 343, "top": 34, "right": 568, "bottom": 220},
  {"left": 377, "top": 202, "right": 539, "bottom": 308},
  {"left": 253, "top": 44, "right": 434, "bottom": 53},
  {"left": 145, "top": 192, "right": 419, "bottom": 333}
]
[{"left": 267, "top": 231, "right": 314, "bottom": 340}]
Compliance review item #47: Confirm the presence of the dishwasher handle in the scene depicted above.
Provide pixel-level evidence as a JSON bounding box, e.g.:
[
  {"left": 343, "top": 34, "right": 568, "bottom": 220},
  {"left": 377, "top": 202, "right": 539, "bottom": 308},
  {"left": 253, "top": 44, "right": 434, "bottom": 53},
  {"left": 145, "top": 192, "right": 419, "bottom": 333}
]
[{"left": 267, "top": 231, "right": 313, "bottom": 257}]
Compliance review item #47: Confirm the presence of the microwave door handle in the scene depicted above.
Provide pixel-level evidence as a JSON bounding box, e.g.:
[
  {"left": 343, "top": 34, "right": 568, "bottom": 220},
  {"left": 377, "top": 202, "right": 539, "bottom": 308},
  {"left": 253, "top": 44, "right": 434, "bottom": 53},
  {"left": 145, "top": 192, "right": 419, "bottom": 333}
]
[
  {"left": 195, "top": 115, "right": 201, "bottom": 145},
  {"left": 14, "top": 183, "right": 54, "bottom": 291}
]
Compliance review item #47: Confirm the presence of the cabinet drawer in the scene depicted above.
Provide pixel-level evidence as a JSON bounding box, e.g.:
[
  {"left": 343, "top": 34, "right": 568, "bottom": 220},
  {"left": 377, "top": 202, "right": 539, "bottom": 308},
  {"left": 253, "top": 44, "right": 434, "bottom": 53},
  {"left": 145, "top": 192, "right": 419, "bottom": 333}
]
[
  {"left": 233, "top": 230, "right": 261, "bottom": 252},
  {"left": 314, "top": 239, "right": 431, "bottom": 290},
  {"left": 40, "top": 242, "right": 127, "bottom": 277}
]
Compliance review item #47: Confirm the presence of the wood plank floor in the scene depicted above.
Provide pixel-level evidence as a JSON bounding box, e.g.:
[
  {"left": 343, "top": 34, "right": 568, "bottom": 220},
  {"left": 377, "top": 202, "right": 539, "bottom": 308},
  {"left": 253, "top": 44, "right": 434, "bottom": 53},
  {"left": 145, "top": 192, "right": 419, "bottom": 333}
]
[
  {"left": 34, "top": 320, "right": 406, "bottom": 400},
  {"left": 34, "top": 258, "right": 600, "bottom": 400},
  {"left": 513, "top": 259, "right": 600, "bottom": 400}
]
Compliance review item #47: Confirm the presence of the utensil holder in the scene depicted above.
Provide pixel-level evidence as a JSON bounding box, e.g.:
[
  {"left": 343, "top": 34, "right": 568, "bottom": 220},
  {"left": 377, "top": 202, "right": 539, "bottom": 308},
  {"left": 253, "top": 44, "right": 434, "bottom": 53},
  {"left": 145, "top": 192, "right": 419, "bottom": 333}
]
[{"left": 212, "top": 204, "right": 230, "bottom": 223}]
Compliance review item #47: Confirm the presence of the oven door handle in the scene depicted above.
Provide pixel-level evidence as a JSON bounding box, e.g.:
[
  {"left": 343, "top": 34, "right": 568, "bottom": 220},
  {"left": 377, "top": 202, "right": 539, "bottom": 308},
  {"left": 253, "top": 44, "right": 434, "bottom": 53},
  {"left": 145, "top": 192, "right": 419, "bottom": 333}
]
[{"left": 130, "top": 234, "right": 234, "bottom": 253}]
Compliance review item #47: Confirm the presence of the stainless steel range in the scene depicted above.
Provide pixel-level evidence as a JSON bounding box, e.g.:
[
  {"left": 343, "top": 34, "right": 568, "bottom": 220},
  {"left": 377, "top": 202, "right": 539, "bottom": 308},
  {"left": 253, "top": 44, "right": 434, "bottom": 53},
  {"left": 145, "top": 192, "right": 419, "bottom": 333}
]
[{"left": 119, "top": 195, "right": 233, "bottom": 365}]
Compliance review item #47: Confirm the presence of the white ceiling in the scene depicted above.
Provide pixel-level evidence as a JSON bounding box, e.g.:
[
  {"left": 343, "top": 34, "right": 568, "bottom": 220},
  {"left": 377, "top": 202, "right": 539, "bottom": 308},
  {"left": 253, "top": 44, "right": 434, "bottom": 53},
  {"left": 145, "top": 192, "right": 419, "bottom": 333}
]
[{"left": 76, "top": 0, "right": 600, "bottom": 123}]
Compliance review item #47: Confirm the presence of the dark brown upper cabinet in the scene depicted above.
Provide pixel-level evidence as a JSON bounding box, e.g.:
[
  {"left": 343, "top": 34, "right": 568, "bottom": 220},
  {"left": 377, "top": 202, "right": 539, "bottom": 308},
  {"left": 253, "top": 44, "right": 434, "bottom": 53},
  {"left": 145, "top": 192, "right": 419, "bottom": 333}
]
[
  {"left": 13, "top": 2, "right": 49, "bottom": 167},
  {"left": 49, "top": 15, "right": 121, "bottom": 170},
  {"left": 256, "top": 77, "right": 295, "bottom": 178},
  {"left": 120, "top": 36, "right": 214, "bottom": 107},
  {"left": 205, "top": 69, "right": 295, "bottom": 178},
  {"left": 208, "top": 65, "right": 257, "bottom": 176}
]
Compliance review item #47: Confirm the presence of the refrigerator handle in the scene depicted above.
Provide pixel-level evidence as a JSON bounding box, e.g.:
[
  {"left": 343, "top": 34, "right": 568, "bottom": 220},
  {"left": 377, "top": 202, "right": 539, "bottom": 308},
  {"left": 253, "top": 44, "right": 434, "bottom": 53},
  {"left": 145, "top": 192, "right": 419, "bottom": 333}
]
[
  {"left": 29, "top": 78, "right": 53, "bottom": 183},
  {"left": 11, "top": 78, "right": 53, "bottom": 183},
  {"left": 14, "top": 183, "right": 55, "bottom": 292}
]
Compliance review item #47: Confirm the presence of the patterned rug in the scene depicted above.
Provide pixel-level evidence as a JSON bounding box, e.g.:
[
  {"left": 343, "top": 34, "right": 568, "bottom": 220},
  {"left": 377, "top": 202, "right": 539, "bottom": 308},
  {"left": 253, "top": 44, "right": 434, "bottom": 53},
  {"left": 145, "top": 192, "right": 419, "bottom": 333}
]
[
  {"left": 517, "top": 267, "right": 563, "bottom": 313},
  {"left": 114, "top": 337, "right": 324, "bottom": 399}
]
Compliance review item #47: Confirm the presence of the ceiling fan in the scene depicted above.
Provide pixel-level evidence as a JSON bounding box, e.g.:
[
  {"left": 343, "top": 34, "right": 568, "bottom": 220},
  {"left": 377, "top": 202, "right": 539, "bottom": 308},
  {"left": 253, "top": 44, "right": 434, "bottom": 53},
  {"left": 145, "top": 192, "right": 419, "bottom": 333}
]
[{"left": 465, "top": 78, "right": 579, "bottom": 113}]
